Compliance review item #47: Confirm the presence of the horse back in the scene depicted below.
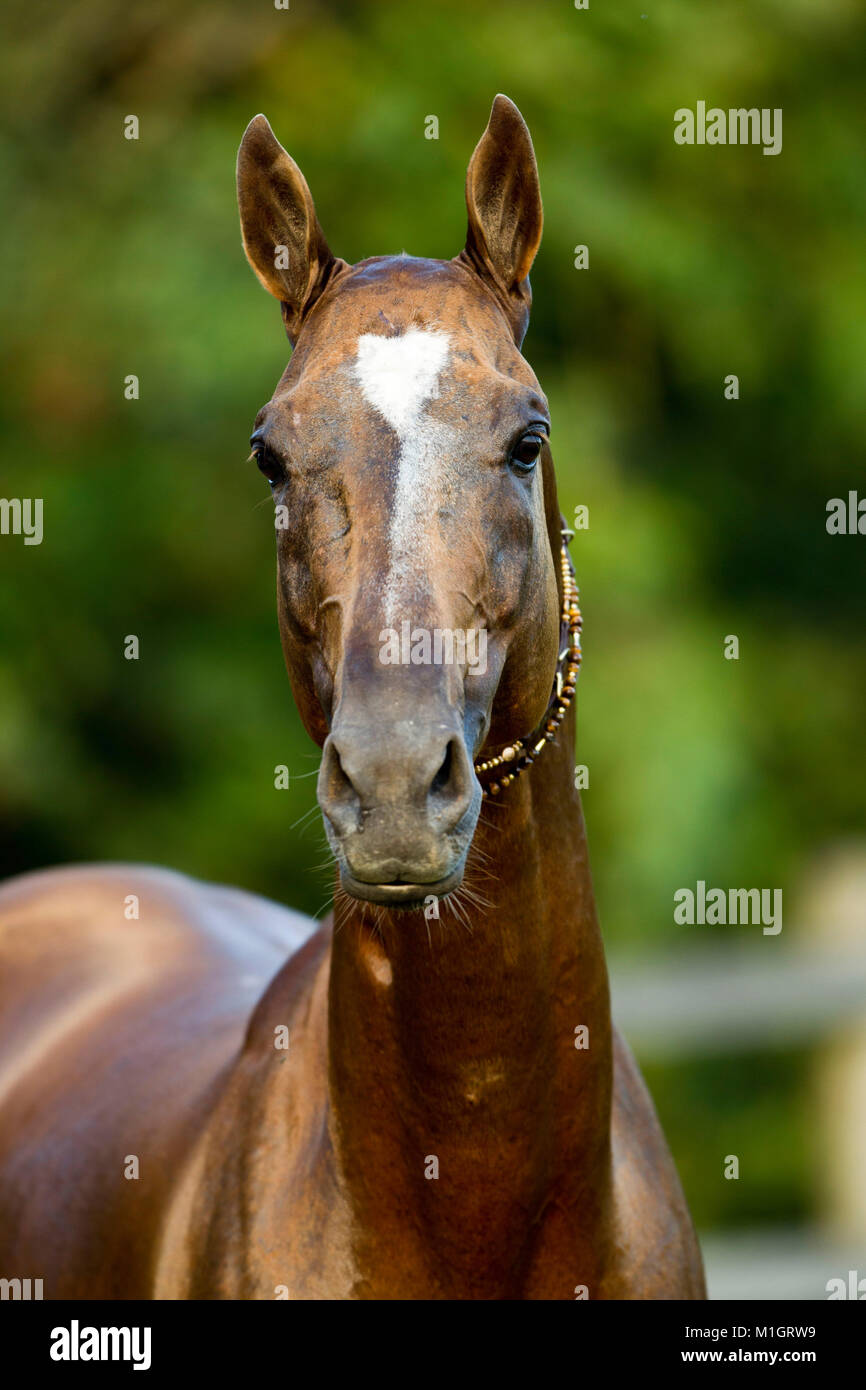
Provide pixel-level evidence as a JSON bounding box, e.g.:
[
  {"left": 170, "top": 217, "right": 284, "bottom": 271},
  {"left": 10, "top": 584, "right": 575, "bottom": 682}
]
[{"left": 0, "top": 864, "right": 316, "bottom": 1297}]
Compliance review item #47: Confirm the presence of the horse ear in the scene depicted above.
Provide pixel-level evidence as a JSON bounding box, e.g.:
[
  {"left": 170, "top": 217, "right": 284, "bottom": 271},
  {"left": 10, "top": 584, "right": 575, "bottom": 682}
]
[
  {"left": 460, "top": 95, "right": 543, "bottom": 346},
  {"left": 237, "top": 115, "right": 346, "bottom": 344}
]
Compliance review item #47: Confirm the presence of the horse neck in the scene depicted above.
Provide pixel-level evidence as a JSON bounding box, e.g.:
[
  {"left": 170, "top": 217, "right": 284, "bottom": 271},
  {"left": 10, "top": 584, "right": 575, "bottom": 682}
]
[{"left": 325, "top": 702, "right": 614, "bottom": 1288}]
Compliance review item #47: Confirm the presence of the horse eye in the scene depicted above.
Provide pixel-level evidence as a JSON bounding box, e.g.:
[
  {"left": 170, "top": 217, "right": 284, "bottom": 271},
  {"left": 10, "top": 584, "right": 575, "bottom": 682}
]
[
  {"left": 252, "top": 447, "right": 284, "bottom": 488},
  {"left": 510, "top": 433, "right": 544, "bottom": 472}
]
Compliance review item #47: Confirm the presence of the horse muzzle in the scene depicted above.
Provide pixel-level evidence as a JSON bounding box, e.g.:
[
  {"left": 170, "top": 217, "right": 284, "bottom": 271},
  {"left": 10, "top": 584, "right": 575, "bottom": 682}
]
[{"left": 317, "top": 718, "right": 481, "bottom": 906}]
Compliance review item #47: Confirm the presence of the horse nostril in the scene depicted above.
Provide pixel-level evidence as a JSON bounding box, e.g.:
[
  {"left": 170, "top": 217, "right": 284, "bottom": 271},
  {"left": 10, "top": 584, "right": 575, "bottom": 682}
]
[
  {"left": 318, "top": 738, "right": 362, "bottom": 833},
  {"left": 430, "top": 742, "right": 453, "bottom": 798},
  {"left": 427, "top": 737, "right": 472, "bottom": 830},
  {"left": 320, "top": 730, "right": 475, "bottom": 846},
  {"left": 333, "top": 749, "right": 353, "bottom": 796}
]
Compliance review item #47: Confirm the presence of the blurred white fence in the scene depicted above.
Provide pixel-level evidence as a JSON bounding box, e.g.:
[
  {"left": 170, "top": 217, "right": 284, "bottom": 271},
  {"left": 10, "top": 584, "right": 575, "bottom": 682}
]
[
  {"left": 609, "top": 866, "right": 866, "bottom": 1302},
  {"left": 610, "top": 945, "right": 866, "bottom": 1058}
]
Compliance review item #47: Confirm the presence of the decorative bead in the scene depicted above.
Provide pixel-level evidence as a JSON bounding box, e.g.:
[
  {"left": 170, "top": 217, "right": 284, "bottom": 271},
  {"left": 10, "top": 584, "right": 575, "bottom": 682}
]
[{"left": 473, "top": 538, "right": 582, "bottom": 791}]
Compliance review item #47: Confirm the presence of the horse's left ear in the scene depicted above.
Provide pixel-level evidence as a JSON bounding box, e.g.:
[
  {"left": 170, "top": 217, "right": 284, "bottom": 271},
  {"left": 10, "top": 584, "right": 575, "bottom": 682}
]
[
  {"left": 237, "top": 114, "right": 347, "bottom": 344},
  {"left": 459, "top": 94, "right": 543, "bottom": 346}
]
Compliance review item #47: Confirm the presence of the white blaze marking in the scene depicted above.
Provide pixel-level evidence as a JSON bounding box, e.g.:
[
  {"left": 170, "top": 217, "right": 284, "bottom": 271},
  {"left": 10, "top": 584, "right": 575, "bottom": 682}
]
[{"left": 354, "top": 328, "right": 451, "bottom": 622}]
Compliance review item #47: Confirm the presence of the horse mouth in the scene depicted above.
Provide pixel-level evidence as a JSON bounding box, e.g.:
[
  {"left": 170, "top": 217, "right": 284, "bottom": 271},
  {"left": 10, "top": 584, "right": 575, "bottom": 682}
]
[{"left": 340, "top": 866, "right": 465, "bottom": 907}]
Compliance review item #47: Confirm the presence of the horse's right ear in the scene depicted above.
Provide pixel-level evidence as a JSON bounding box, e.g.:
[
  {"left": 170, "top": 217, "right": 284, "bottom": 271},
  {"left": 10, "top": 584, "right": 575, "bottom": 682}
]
[{"left": 237, "top": 115, "right": 347, "bottom": 344}]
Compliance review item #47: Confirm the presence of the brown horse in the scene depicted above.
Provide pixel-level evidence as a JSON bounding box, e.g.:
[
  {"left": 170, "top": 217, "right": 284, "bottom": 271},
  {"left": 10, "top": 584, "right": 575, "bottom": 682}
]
[{"left": 0, "top": 97, "right": 705, "bottom": 1299}]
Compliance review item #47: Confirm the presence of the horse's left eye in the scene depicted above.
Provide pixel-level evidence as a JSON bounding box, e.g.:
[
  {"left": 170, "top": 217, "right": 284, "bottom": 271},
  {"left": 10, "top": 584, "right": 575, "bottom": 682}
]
[{"left": 510, "top": 433, "right": 544, "bottom": 472}]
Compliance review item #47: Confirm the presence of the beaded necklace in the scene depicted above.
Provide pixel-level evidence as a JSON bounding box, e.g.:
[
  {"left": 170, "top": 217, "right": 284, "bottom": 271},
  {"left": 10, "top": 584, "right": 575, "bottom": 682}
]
[{"left": 474, "top": 527, "right": 582, "bottom": 797}]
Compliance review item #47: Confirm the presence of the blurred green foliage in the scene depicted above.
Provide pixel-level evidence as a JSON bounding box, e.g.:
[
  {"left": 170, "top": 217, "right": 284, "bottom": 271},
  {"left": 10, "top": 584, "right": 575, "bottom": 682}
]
[{"left": 0, "top": 0, "right": 863, "bottom": 1232}]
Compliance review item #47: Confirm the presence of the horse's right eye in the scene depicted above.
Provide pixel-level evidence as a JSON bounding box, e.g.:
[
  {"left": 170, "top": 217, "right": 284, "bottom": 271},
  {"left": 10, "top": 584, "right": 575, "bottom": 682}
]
[{"left": 252, "top": 447, "right": 285, "bottom": 488}]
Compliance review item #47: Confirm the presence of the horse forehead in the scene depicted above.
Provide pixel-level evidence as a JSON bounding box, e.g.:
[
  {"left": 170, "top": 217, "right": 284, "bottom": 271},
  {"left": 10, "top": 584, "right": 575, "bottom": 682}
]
[
  {"left": 277, "top": 272, "right": 545, "bottom": 440},
  {"left": 353, "top": 327, "right": 452, "bottom": 437}
]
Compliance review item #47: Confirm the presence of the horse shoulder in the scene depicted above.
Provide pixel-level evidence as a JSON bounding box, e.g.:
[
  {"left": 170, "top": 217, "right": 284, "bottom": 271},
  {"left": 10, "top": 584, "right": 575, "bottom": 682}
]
[{"left": 606, "top": 1024, "right": 706, "bottom": 1298}]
